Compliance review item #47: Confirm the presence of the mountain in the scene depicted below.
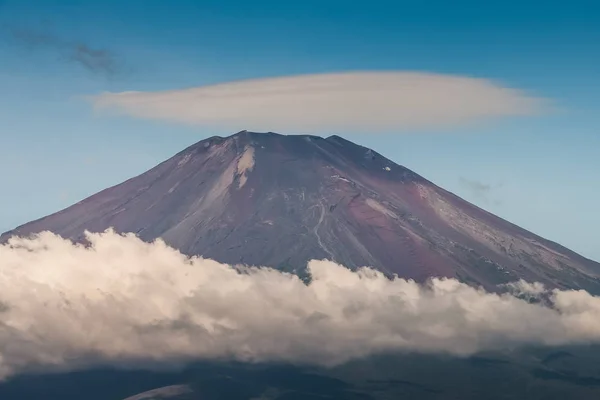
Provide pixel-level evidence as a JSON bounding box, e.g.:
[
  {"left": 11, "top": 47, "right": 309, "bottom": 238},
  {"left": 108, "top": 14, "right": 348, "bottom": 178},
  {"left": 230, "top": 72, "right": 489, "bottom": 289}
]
[
  {"left": 4, "top": 348, "right": 600, "bottom": 400},
  {"left": 2, "top": 130, "right": 599, "bottom": 291}
]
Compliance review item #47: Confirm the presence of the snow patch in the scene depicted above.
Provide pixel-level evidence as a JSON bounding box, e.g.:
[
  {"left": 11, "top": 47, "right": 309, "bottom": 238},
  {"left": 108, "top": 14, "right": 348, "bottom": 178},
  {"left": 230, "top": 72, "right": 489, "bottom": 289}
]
[
  {"left": 236, "top": 146, "right": 255, "bottom": 188},
  {"left": 177, "top": 153, "right": 192, "bottom": 167},
  {"left": 331, "top": 174, "right": 352, "bottom": 183},
  {"left": 366, "top": 198, "right": 397, "bottom": 218},
  {"left": 167, "top": 182, "right": 180, "bottom": 194}
]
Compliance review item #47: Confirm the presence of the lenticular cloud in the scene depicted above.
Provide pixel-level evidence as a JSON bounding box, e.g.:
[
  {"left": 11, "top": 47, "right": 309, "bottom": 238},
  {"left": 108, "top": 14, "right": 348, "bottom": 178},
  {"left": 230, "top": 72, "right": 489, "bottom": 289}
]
[
  {"left": 0, "top": 229, "right": 600, "bottom": 379},
  {"left": 90, "top": 72, "right": 547, "bottom": 133}
]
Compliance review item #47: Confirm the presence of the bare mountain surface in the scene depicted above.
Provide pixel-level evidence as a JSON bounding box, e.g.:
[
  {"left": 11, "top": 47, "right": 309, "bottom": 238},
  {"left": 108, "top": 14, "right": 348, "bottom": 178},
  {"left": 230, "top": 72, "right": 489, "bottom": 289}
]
[{"left": 3, "top": 131, "right": 599, "bottom": 291}]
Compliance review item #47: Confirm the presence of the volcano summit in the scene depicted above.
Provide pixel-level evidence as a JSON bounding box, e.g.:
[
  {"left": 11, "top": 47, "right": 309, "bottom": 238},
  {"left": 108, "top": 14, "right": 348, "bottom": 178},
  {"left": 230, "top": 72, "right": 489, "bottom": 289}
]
[{"left": 3, "top": 131, "right": 599, "bottom": 292}]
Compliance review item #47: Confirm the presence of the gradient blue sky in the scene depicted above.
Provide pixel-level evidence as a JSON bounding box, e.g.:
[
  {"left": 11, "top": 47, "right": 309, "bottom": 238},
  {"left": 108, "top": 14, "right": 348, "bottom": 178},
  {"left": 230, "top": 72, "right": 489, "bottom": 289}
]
[{"left": 0, "top": 0, "right": 598, "bottom": 260}]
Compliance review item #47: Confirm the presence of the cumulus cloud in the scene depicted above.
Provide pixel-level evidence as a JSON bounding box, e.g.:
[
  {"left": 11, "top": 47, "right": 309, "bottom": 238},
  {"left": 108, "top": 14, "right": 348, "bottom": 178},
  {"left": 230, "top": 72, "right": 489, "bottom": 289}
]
[
  {"left": 1, "top": 230, "right": 599, "bottom": 379},
  {"left": 90, "top": 72, "right": 547, "bottom": 133}
]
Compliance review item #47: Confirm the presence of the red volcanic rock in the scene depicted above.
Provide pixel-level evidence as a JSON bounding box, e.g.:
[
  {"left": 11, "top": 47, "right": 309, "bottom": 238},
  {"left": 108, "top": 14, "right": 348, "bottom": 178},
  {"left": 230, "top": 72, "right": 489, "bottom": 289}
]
[{"left": 3, "top": 131, "right": 600, "bottom": 292}]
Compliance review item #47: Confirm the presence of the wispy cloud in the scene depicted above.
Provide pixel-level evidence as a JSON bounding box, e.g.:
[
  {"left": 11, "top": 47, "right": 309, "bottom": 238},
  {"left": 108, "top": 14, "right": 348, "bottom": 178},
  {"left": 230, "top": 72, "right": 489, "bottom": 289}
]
[
  {"left": 4, "top": 25, "right": 121, "bottom": 77},
  {"left": 1, "top": 230, "right": 600, "bottom": 379},
  {"left": 459, "top": 177, "right": 503, "bottom": 205},
  {"left": 89, "top": 72, "right": 549, "bottom": 133}
]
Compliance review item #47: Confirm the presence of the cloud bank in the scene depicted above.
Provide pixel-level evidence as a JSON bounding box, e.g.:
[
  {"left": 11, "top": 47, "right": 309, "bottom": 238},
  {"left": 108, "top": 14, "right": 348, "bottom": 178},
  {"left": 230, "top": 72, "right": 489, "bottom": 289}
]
[
  {"left": 1, "top": 230, "right": 599, "bottom": 379},
  {"left": 91, "top": 72, "right": 546, "bottom": 133}
]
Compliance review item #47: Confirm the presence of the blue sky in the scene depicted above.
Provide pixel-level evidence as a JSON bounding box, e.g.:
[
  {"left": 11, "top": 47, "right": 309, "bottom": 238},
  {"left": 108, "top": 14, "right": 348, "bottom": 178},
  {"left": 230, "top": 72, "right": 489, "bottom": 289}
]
[{"left": 0, "top": 0, "right": 598, "bottom": 261}]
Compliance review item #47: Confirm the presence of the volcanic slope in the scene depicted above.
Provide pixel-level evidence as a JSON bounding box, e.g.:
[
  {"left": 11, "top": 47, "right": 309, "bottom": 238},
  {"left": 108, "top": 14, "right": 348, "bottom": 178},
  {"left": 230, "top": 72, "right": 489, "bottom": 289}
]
[{"left": 3, "top": 131, "right": 599, "bottom": 292}]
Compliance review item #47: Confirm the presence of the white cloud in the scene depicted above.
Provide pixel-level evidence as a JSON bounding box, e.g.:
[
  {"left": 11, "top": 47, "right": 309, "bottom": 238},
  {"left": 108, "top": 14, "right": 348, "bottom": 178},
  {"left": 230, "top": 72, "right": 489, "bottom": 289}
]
[
  {"left": 0, "top": 229, "right": 598, "bottom": 380},
  {"left": 90, "top": 72, "right": 547, "bottom": 133}
]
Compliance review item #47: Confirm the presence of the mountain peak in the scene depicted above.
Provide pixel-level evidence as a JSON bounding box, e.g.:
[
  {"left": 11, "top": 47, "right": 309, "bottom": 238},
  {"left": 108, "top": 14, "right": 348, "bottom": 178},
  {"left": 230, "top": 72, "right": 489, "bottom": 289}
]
[{"left": 3, "top": 132, "right": 599, "bottom": 292}]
